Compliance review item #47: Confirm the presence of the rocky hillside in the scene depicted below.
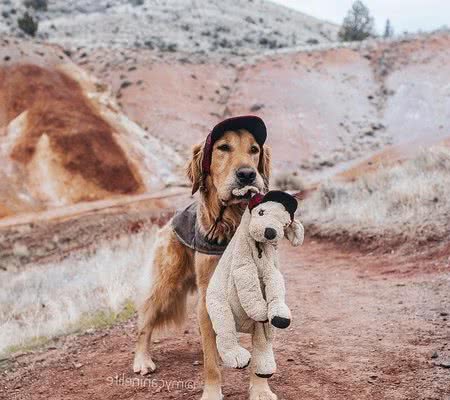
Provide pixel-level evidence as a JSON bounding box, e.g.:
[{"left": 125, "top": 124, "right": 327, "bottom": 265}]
[
  {"left": 2, "top": 32, "right": 448, "bottom": 220},
  {"left": 78, "top": 32, "right": 450, "bottom": 182},
  {"left": 0, "top": 37, "right": 182, "bottom": 218},
  {"left": 0, "top": 0, "right": 337, "bottom": 56},
  {"left": 1, "top": 0, "right": 449, "bottom": 219},
  {"left": 0, "top": 0, "right": 338, "bottom": 57}
]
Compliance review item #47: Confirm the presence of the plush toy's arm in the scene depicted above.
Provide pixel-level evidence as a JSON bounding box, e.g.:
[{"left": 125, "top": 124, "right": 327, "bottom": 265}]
[
  {"left": 232, "top": 265, "right": 268, "bottom": 322},
  {"left": 263, "top": 264, "right": 292, "bottom": 328},
  {"left": 263, "top": 266, "right": 286, "bottom": 305}
]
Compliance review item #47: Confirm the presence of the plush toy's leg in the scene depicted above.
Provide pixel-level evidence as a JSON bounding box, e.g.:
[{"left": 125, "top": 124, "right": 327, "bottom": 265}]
[
  {"left": 249, "top": 323, "right": 277, "bottom": 400},
  {"left": 209, "top": 300, "right": 251, "bottom": 369},
  {"left": 250, "top": 323, "right": 276, "bottom": 378},
  {"left": 206, "top": 284, "right": 251, "bottom": 370}
]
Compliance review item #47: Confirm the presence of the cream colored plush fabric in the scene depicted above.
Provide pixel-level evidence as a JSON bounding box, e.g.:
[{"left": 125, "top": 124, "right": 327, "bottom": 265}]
[{"left": 206, "top": 201, "right": 304, "bottom": 376}]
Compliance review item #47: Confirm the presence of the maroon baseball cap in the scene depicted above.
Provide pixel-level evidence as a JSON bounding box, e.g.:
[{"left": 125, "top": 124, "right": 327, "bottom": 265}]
[{"left": 202, "top": 115, "right": 267, "bottom": 175}]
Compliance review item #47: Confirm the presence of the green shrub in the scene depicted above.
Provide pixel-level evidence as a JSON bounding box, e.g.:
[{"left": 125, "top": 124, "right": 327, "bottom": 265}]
[
  {"left": 274, "top": 171, "right": 305, "bottom": 191},
  {"left": 24, "top": 0, "right": 48, "bottom": 11},
  {"left": 18, "top": 12, "right": 38, "bottom": 37},
  {"left": 338, "top": 1, "right": 375, "bottom": 42}
]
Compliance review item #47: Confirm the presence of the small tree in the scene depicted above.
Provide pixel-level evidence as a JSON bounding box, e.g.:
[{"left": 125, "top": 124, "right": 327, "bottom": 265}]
[
  {"left": 338, "top": 1, "right": 375, "bottom": 42},
  {"left": 18, "top": 12, "right": 38, "bottom": 36},
  {"left": 24, "top": 0, "right": 48, "bottom": 11},
  {"left": 383, "top": 19, "right": 394, "bottom": 38}
]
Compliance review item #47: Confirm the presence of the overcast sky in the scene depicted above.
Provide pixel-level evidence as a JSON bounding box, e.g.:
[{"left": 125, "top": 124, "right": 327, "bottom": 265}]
[{"left": 270, "top": 0, "right": 449, "bottom": 35}]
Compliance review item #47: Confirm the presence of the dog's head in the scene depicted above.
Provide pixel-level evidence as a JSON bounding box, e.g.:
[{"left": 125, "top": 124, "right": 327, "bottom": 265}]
[
  {"left": 187, "top": 116, "right": 271, "bottom": 205},
  {"left": 247, "top": 191, "right": 304, "bottom": 246}
]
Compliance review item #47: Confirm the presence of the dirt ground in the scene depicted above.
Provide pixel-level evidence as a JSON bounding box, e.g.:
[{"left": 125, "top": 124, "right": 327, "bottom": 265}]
[{"left": 1, "top": 240, "right": 449, "bottom": 400}]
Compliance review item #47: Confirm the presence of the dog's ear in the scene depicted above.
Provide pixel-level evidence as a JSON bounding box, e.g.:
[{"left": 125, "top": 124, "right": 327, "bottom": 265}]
[
  {"left": 285, "top": 219, "right": 304, "bottom": 247},
  {"left": 258, "top": 145, "right": 272, "bottom": 191},
  {"left": 186, "top": 143, "right": 203, "bottom": 195}
]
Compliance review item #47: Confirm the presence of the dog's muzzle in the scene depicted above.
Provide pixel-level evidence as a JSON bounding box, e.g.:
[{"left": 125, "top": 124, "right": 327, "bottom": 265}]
[{"left": 236, "top": 167, "right": 256, "bottom": 186}]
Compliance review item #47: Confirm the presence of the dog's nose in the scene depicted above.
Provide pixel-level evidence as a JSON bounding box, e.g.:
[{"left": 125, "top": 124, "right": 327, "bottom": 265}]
[
  {"left": 236, "top": 167, "right": 256, "bottom": 185},
  {"left": 264, "top": 227, "right": 277, "bottom": 240}
]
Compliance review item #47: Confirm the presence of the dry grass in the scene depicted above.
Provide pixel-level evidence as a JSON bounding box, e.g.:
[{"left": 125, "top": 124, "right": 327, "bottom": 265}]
[
  {"left": 0, "top": 229, "right": 158, "bottom": 356},
  {"left": 273, "top": 171, "right": 305, "bottom": 191},
  {"left": 302, "top": 147, "right": 450, "bottom": 245}
]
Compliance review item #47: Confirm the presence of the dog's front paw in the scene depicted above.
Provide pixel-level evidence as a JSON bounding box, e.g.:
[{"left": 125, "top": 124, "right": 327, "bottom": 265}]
[
  {"left": 221, "top": 346, "right": 251, "bottom": 369},
  {"left": 133, "top": 352, "right": 156, "bottom": 375},
  {"left": 269, "top": 303, "right": 291, "bottom": 329},
  {"left": 249, "top": 383, "right": 278, "bottom": 400},
  {"left": 200, "top": 384, "right": 223, "bottom": 400}
]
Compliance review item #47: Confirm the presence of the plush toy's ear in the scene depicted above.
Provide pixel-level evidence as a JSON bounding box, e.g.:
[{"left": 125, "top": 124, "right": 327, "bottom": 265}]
[
  {"left": 285, "top": 219, "right": 304, "bottom": 247},
  {"left": 186, "top": 143, "right": 204, "bottom": 195}
]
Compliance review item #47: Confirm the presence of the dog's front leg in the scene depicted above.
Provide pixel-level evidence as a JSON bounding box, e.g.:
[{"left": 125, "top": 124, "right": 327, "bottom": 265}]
[
  {"left": 196, "top": 253, "right": 223, "bottom": 400},
  {"left": 249, "top": 374, "right": 278, "bottom": 400}
]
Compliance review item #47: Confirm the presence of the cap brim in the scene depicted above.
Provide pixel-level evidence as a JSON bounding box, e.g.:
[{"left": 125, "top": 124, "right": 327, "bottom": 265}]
[
  {"left": 261, "top": 191, "right": 298, "bottom": 219},
  {"left": 210, "top": 115, "right": 267, "bottom": 146}
]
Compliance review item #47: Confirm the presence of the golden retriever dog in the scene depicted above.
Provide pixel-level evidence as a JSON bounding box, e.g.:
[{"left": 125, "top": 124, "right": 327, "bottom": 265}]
[{"left": 133, "top": 116, "right": 276, "bottom": 400}]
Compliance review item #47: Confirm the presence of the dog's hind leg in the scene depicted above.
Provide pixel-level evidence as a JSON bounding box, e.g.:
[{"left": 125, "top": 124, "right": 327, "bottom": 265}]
[
  {"left": 133, "top": 318, "right": 156, "bottom": 375},
  {"left": 133, "top": 225, "right": 196, "bottom": 375}
]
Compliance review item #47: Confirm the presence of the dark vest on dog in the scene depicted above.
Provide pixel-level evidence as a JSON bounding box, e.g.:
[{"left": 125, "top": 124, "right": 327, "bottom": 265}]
[{"left": 172, "top": 203, "right": 228, "bottom": 256}]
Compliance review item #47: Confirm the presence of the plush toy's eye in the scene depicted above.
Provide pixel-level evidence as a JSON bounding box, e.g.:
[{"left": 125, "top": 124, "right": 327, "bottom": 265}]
[{"left": 258, "top": 209, "right": 264, "bottom": 216}]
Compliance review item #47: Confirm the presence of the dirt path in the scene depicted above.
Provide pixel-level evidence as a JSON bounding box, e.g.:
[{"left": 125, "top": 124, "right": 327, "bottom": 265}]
[{"left": 1, "top": 240, "right": 449, "bottom": 400}]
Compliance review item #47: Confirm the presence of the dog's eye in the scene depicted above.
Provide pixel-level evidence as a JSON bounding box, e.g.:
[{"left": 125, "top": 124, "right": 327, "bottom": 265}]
[
  {"left": 258, "top": 209, "right": 264, "bottom": 216},
  {"left": 217, "top": 144, "right": 231, "bottom": 152},
  {"left": 250, "top": 145, "right": 259, "bottom": 154}
]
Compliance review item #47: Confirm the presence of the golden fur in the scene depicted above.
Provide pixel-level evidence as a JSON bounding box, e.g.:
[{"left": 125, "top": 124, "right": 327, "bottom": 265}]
[{"left": 134, "top": 129, "right": 274, "bottom": 399}]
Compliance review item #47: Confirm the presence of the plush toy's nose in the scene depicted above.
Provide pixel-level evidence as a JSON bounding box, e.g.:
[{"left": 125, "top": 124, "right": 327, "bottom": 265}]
[{"left": 264, "top": 227, "right": 277, "bottom": 240}]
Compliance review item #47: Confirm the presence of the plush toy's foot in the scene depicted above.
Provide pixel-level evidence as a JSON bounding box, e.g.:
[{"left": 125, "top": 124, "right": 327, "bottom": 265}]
[
  {"left": 237, "top": 358, "right": 251, "bottom": 369},
  {"left": 133, "top": 351, "right": 156, "bottom": 375},
  {"left": 255, "top": 373, "right": 273, "bottom": 378},
  {"left": 270, "top": 316, "right": 291, "bottom": 329},
  {"left": 221, "top": 346, "right": 252, "bottom": 369}
]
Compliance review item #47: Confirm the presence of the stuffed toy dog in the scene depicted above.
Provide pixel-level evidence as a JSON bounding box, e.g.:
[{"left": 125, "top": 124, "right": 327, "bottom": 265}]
[{"left": 206, "top": 190, "right": 304, "bottom": 377}]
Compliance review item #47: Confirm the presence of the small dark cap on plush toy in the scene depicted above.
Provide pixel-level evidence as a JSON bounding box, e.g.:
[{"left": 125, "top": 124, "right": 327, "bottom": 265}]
[{"left": 249, "top": 190, "right": 298, "bottom": 221}]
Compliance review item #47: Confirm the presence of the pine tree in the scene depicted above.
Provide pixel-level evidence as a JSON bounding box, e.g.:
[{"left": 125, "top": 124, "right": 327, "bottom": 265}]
[
  {"left": 383, "top": 19, "right": 394, "bottom": 38},
  {"left": 338, "top": 1, "right": 375, "bottom": 42},
  {"left": 17, "top": 12, "right": 38, "bottom": 37}
]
